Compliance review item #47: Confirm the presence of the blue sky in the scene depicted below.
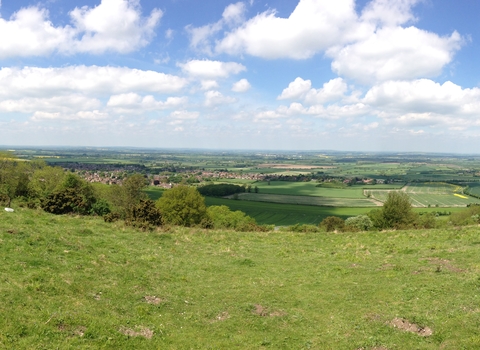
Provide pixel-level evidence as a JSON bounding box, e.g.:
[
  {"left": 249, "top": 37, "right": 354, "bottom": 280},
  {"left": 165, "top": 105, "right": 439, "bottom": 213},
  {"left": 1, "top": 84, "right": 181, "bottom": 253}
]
[{"left": 0, "top": 0, "right": 480, "bottom": 153}]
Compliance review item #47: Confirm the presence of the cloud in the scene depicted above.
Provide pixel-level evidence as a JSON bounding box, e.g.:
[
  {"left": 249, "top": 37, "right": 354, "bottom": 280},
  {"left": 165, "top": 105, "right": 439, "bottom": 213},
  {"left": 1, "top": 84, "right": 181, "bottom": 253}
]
[
  {"left": 204, "top": 90, "right": 236, "bottom": 107},
  {"left": 201, "top": 80, "right": 219, "bottom": 90},
  {"left": 178, "top": 60, "right": 246, "bottom": 79},
  {"left": 0, "top": 95, "right": 101, "bottom": 114},
  {"left": 363, "top": 79, "right": 480, "bottom": 118},
  {"left": 31, "top": 110, "right": 109, "bottom": 121},
  {"left": 360, "top": 0, "right": 420, "bottom": 26},
  {"left": 278, "top": 77, "right": 312, "bottom": 100},
  {"left": 107, "top": 93, "right": 187, "bottom": 112},
  {"left": 186, "top": 2, "right": 246, "bottom": 54},
  {"left": 328, "top": 26, "right": 462, "bottom": 83},
  {"left": 0, "top": 0, "right": 162, "bottom": 58},
  {"left": 215, "top": 0, "right": 359, "bottom": 59},
  {"left": 0, "top": 66, "right": 186, "bottom": 98},
  {"left": 304, "top": 78, "right": 348, "bottom": 104},
  {"left": 232, "top": 78, "right": 251, "bottom": 92},
  {"left": 191, "top": 0, "right": 462, "bottom": 83}
]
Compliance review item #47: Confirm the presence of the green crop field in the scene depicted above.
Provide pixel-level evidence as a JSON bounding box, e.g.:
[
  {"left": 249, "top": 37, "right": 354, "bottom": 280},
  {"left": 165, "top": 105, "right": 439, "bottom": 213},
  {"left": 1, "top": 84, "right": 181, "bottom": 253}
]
[
  {"left": 255, "top": 181, "right": 367, "bottom": 198},
  {"left": 2, "top": 208, "right": 480, "bottom": 348},
  {"left": 365, "top": 182, "right": 480, "bottom": 207},
  {"left": 236, "top": 193, "right": 378, "bottom": 208},
  {"left": 204, "top": 197, "right": 371, "bottom": 225},
  {"left": 465, "top": 182, "right": 480, "bottom": 197}
]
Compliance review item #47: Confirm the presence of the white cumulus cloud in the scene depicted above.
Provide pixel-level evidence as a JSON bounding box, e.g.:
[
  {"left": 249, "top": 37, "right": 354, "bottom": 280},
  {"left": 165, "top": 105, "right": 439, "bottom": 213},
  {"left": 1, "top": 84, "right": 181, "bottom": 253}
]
[
  {"left": 179, "top": 60, "right": 246, "bottom": 79},
  {"left": 0, "top": 0, "right": 162, "bottom": 58},
  {"left": 0, "top": 66, "right": 186, "bottom": 98},
  {"left": 232, "top": 78, "right": 251, "bottom": 92},
  {"left": 278, "top": 77, "right": 312, "bottom": 100}
]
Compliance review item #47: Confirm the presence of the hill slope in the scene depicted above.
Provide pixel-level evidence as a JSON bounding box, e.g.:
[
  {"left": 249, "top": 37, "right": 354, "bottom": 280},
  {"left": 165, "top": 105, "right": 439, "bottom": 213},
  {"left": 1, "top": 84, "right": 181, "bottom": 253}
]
[{"left": 1, "top": 208, "right": 479, "bottom": 348}]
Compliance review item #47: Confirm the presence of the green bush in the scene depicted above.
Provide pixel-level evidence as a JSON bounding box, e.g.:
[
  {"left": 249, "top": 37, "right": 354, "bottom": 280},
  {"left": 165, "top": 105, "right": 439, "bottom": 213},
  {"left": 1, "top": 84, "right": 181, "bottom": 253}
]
[
  {"left": 41, "top": 188, "right": 90, "bottom": 215},
  {"left": 156, "top": 186, "right": 208, "bottom": 227},
  {"left": 103, "top": 212, "right": 121, "bottom": 223},
  {"left": 125, "top": 199, "right": 162, "bottom": 230},
  {"left": 284, "top": 224, "right": 320, "bottom": 233},
  {"left": 207, "top": 205, "right": 258, "bottom": 231},
  {"left": 345, "top": 215, "right": 373, "bottom": 231},
  {"left": 90, "top": 199, "right": 111, "bottom": 216},
  {"left": 320, "top": 216, "right": 345, "bottom": 232}
]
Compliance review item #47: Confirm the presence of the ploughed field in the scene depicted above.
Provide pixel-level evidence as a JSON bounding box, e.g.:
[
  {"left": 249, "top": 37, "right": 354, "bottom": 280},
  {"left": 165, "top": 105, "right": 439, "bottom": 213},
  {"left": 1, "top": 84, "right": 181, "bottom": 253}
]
[{"left": 2, "top": 207, "right": 480, "bottom": 349}]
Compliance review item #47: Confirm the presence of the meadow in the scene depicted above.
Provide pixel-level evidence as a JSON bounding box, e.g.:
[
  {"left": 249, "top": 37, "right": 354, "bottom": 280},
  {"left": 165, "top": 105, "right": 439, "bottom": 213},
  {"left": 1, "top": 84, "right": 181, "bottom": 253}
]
[{"left": 2, "top": 207, "right": 480, "bottom": 348}]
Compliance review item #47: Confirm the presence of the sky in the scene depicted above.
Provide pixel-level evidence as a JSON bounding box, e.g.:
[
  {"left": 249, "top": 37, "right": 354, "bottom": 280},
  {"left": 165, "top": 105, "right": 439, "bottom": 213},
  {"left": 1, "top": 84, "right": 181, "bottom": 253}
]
[{"left": 0, "top": 0, "right": 480, "bottom": 153}]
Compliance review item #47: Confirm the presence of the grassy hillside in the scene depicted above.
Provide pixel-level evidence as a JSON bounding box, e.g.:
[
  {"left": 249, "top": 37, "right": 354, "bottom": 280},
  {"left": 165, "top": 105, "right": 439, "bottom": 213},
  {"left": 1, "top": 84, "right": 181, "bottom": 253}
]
[{"left": 1, "top": 207, "right": 480, "bottom": 348}]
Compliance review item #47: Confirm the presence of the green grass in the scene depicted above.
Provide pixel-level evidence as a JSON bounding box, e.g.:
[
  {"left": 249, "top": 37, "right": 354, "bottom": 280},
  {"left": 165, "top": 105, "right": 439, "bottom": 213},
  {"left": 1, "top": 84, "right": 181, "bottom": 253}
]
[
  {"left": 255, "top": 181, "right": 367, "bottom": 198},
  {"left": 205, "top": 197, "right": 373, "bottom": 225},
  {"left": 236, "top": 192, "right": 378, "bottom": 207},
  {"left": 2, "top": 207, "right": 480, "bottom": 348}
]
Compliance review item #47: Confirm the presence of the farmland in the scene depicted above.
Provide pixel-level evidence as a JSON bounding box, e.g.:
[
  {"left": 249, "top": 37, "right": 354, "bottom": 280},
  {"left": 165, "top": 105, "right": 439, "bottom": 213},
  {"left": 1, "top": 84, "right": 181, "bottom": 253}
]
[
  {"left": 365, "top": 182, "right": 480, "bottom": 208},
  {"left": 6, "top": 147, "right": 480, "bottom": 224},
  {"left": 235, "top": 192, "right": 379, "bottom": 207}
]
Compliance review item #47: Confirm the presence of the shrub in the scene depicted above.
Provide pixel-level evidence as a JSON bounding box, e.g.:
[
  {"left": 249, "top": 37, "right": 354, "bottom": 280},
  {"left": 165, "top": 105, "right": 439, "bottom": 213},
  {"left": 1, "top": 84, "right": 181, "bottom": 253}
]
[
  {"left": 345, "top": 215, "right": 373, "bottom": 231},
  {"left": 126, "top": 199, "right": 162, "bottom": 230},
  {"left": 41, "top": 188, "right": 90, "bottom": 215},
  {"left": 320, "top": 216, "right": 345, "bottom": 232},
  {"left": 207, "top": 205, "right": 258, "bottom": 231},
  {"left": 284, "top": 224, "right": 320, "bottom": 233},
  {"left": 103, "top": 212, "right": 121, "bottom": 223},
  {"left": 156, "top": 186, "right": 208, "bottom": 227},
  {"left": 90, "top": 199, "right": 111, "bottom": 216},
  {"left": 369, "top": 191, "right": 416, "bottom": 230}
]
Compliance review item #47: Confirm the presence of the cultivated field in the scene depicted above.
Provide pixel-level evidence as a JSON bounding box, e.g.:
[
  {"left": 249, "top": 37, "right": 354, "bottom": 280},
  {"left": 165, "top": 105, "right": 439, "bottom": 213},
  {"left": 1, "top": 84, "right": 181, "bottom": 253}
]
[
  {"left": 204, "top": 197, "right": 371, "bottom": 225},
  {"left": 2, "top": 208, "right": 480, "bottom": 348},
  {"left": 365, "top": 182, "right": 480, "bottom": 207},
  {"left": 255, "top": 181, "right": 366, "bottom": 198},
  {"left": 236, "top": 193, "right": 379, "bottom": 207}
]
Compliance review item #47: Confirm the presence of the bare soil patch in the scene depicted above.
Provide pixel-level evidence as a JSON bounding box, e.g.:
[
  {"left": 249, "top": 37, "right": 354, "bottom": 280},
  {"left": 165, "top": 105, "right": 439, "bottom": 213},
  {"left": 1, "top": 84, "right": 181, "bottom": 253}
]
[
  {"left": 120, "top": 326, "right": 154, "bottom": 339},
  {"left": 252, "top": 304, "right": 286, "bottom": 317},
  {"left": 144, "top": 295, "right": 163, "bottom": 305},
  {"left": 210, "top": 311, "right": 230, "bottom": 323},
  {"left": 390, "top": 318, "right": 433, "bottom": 337},
  {"left": 423, "top": 258, "right": 464, "bottom": 273}
]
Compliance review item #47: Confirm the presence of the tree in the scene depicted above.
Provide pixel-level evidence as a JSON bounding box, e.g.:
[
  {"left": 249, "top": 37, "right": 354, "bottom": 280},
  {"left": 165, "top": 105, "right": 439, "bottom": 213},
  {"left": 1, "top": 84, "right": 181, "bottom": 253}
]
[
  {"left": 254, "top": 186, "right": 259, "bottom": 193},
  {"left": 28, "top": 165, "right": 65, "bottom": 199},
  {"left": 370, "top": 191, "right": 415, "bottom": 229},
  {"left": 156, "top": 186, "right": 208, "bottom": 226},
  {"left": 0, "top": 152, "right": 31, "bottom": 206}
]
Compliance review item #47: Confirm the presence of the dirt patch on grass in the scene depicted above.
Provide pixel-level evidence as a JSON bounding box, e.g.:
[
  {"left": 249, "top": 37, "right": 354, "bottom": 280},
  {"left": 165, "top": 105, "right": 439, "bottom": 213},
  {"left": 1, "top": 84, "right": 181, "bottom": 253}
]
[
  {"left": 144, "top": 296, "right": 164, "bottom": 305},
  {"left": 390, "top": 318, "right": 433, "bottom": 337},
  {"left": 252, "top": 304, "right": 286, "bottom": 317},
  {"left": 210, "top": 311, "right": 230, "bottom": 323},
  {"left": 424, "top": 258, "right": 464, "bottom": 273},
  {"left": 120, "top": 326, "right": 154, "bottom": 339}
]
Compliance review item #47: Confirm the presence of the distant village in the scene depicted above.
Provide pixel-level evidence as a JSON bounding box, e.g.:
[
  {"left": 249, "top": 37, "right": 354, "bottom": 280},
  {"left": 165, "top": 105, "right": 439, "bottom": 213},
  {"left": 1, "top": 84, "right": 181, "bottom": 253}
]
[{"left": 60, "top": 162, "right": 393, "bottom": 188}]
